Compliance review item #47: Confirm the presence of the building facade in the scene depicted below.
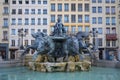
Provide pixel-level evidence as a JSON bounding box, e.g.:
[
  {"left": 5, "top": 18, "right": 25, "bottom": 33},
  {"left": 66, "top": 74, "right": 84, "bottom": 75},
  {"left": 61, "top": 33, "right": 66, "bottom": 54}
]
[
  {"left": 0, "top": 0, "right": 119, "bottom": 60},
  {"left": 49, "top": 0, "right": 118, "bottom": 60},
  {"left": 118, "top": 0, "right": 120, "bottom": 60},
  {"left": 90, "top": 0, "right": 118, "bottom": 60},
  {"left": 0, "top": 0, "right": 9, "bottom": 60},
  {"left": 50, "top": 0, "right": 90, "bottom": 34},
  {"left": 8, "top": 0, "right": 49, "bottom": 59}
]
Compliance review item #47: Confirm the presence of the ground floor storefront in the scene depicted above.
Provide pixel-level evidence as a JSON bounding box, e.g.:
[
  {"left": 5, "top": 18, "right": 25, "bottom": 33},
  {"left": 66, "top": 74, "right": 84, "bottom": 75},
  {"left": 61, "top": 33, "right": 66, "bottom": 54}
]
[
  {"left": 0, "top": 43, "right": 9, "bottom": 60},
  {"left": 98, "top": 48, "right": 118, "bottom": 61}
]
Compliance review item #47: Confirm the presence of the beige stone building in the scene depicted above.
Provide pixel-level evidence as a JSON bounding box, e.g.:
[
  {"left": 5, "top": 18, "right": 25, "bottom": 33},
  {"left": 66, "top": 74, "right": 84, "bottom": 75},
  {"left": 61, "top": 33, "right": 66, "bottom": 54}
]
[
  {"left": 49, "top": 0, "right": 90, "bottom": 34},
  {"left": 0, "top": 0, "right": 9, "bottom": 60}
]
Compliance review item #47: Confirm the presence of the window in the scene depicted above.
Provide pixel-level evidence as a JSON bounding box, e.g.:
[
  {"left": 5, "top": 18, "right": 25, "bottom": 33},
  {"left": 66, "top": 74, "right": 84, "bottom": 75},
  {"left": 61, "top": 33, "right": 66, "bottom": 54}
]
[
  {"left": 64, "top": 26, "right": 68, "bottom": 32},
  {"left": 111, "top": 0, "right": 115, "bottom": 3},
  {"left": 111, "top": 6, "right": 115, "bottom": 14},
  {"left": 106, "top": 17, "right": 110, "bottom": 25},
  {"left": 31, "top": 18, "right": 35, "bottom": 25},
  {"left": 3, "top": 18, "right": 8, "bottom": 27},
  {"left": 25, "top": 29, "right": 28, "bottom": 35},
  {"left": 92, "top": 17, "right": 96, "bottom": 24},
  {"left": 18, "top": 18, "right": 22, "bottom": 25},
  {"left": 38, "top": 18, "right": 41, "bottom": 25},
  {"left": 85, "top": 15, "right": 89, "bottom": 23},
  {"left": 64, "top": 15, "right": 69, "bottom": 23},
  {"left": 12, "top": 9, "right": 16, "bottom": 14},
  {"left": 25, "top": 0, "right": 29, "bottom": 4},
  {"left": 98, "top": 17, "right": 102, "bottom": 24},
  {"left": 11, "top": 29, "right": 16, "bottom": 35},
  {"left": 106, "top": 0, "right": 110, "bottom": 3},
  {"left": 85, "top": 26, "right": 89, "bottom": 32},
  {"left": 25, "top": 40, "right": 28, "bottom": 46},
  {"left": 32, "top": 0, "right": 35, "bottom": 4},
  {"left": 31, "top": 29, "right": 35, "bottom": 34},
  {"left": 98, "top": 28, "right": 102, "bottom": 34},
  {"left": 78, "top": 4, "right": 82, "bottom": 12},
  {"left": 98, "top": 0, "right": 102, "bottom": 3},
  {"left": 78, "top": 26, "right": 82, "bottom": 31},
  {"left": 64, "top": 3, "right": 69, "bottom": 11},
  {"left": 98, "top": 38, "right": 102, "bottom": 46},
  {"left": 12, "top": 0, "right": 16, "bottom": 4},
  {"left": 78, "top": 15, "right": 82, "bottom": 23},
  {"left": 106, "top": 7, "right": 110, "bottom": 14},
  {"left": 58, "top": 4, "right": 62, "bottom": 11},
  {"left": 25, "top": 9, "right": 29, "bottom": 14},
  {"left": 92, "top": 7, "right": 96, "bottom": 13},
  {"left": 19, "top": 0, "right": 22, "bottom": 4},
  {"left": 38, "top": 9, "right": 41, "bottom": 14},
  {"left": 11, "top": 40, "right": 15, "bottom": 46},
  {"left": 111, "top": 17, "right": 116, "bottom": 25},
  {"left": 3, "top": 31, "right": 8, "bottom": 40},
  {"left": 43, "top": 9, "right": 47, "bottom": 14},
  {"left": 4, "top": 0, "right": 8, "bottom": 4},
  {"left": 43, "top": 18, "right": 47, "bottom": 25},
  {"left": 43, "top": 1, "right": 47, "bottom": 4},
  {"left": 71, "top": 15, "right": 76, "bottom": 23},
  {"left": 38, "top": 0, "right": 41, "bottom": 4},
  {"left": 112, "top": 41, "right": 116, "bottom": 46},
  {"left": 18, "top": 9, "right": 22, "bottom": 14},
  {"left": 112, "top": 28, "right": 116, "bottom": 34},
  {"left": 25, "top": 18, "right": 29, "bottom": 25},
  {"left": 51, "top": 15, "right": 55, "bottom": 22},
  {"left": 71, "top": 26, "right": 76, "bottom": 34},
  {"left": 92, "top": 0, "right": 96, "bottom": 3},
  {"left": 106, "top": 28, "right": 110, "bottom": 34},
  {"left": 106, "top": 41, "right": 110, "bottom": 47},
  {"left": 11, "top": 18, "right": 16, "bottom": 25},
  {"left": 71, "top": 4, "right": 76, "bottom": 11},
  {"left": 85, "top": 4, "right": 89, "bottom": 12},
  {"left": 3, "top": 7, "right": 9, "bottom": 14},
  {"left": 51, "top": 4, "right": 55, "bottom": 11},
  {"left": 31, "top": 9, "right": 35, "bottom": 14},
  {"left": 98, "top": 7, "right": 102, "bottom": 13}
]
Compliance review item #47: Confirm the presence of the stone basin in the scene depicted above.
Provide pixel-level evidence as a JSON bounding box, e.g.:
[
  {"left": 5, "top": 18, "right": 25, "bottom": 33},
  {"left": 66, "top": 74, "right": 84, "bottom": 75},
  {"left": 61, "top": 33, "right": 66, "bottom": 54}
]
[{"left": 28, "top": 61, "right": 91, "bottom": 72}]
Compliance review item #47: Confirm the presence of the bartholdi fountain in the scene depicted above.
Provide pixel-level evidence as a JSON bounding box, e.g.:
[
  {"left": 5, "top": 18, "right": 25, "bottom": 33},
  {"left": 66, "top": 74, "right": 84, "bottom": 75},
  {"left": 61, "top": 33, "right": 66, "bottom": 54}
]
[{"left": 22, "top": 18, "right": 92, "bottom": 72}]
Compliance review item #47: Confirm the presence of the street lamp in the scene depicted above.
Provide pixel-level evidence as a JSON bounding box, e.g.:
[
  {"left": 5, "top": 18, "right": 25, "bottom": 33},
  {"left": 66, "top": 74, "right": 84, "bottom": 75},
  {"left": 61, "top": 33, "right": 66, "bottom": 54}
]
[
  {"left": 90, "top": 28, "right": 99, "bottom": 60},
  {"left": 18, "top": 28, "right": 27, "bottom": 49}
]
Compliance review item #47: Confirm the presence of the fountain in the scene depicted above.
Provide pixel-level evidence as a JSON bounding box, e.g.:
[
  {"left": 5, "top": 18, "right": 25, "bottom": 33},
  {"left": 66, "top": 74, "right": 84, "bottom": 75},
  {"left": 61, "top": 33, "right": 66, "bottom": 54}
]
[{"left": 22, "top": 18, "right": 92, "bottom": 72}]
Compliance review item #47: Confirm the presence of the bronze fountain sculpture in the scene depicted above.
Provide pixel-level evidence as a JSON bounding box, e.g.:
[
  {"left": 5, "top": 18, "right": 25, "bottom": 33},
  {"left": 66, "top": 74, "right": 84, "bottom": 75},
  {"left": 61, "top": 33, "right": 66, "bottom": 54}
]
[{"left": 22, "top": 18, "right": 93, "bottom": 72}]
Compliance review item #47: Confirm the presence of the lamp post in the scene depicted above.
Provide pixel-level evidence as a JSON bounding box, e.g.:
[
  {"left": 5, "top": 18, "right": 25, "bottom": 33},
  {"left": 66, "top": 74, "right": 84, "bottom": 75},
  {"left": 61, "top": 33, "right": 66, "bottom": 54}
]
[
  {"left": 18, "top": 28, "right": 27, "bottom": 49},
  {"left": 90, "top": 28, "right": 99, "bottom": 60}
]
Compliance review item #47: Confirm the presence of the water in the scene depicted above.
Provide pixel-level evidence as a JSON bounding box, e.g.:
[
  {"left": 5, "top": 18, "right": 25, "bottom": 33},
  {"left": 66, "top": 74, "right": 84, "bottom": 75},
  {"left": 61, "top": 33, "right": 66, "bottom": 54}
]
[{"left": 0, "top": 67, "right": 120, "bottom": 80}]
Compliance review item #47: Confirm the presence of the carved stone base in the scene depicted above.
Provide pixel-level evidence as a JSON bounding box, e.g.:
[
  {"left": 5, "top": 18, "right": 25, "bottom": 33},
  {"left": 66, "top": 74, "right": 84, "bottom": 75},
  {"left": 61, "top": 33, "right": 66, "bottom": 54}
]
[
  {"left": 28, "top": 61, "right": 91, "bottom": 72},
  {"left": 15, "top": 50, "right": 24, "bottom": 60}
]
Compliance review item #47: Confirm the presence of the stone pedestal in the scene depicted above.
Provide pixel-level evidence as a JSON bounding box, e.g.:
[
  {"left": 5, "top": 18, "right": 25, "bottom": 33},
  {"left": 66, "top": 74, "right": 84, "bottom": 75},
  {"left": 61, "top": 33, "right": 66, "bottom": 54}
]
[
  {"left": 15, "top": 50, "right": 24, "bottom": 60},
  {"left": 24, "top": 54, "right": 33, "bottom": 66}
]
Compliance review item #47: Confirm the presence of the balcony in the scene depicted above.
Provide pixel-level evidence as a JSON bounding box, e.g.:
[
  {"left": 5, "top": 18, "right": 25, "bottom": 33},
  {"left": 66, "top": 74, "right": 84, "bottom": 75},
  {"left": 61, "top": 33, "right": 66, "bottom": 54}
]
[
  {"left": 106, "top": 34, "right": 117, "bottom": 40},
  {"left": 2, "top": 39, "right": 8, "bottom": 41}
]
